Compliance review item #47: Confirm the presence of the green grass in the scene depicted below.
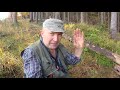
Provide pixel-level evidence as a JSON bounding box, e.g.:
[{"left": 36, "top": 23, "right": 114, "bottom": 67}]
[
  {"left": 0, "top": 19, "right": 119, "bottom": 78},
  {"left": 68, "top": 47, "right": 118, "bottom": 78},
  {"left": 84, "top": 47, "right": 114, "bottom": 68},
  {"left": 0, "top": 19, "right": 40, "bottom": 78},
  {"left": 63, "top": 23, "right": 120, "bottom": 77},
  {"left": 64, "top": 23, "right": 120, "bottom": 55},
  {"left": 61, "top": 37, "right": 118, "bottom": 78}
]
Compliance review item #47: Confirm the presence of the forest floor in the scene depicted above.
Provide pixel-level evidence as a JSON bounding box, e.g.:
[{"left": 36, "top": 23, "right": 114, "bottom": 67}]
[{"left": 0, "top": 19, "right": 120, "bottom": 78}]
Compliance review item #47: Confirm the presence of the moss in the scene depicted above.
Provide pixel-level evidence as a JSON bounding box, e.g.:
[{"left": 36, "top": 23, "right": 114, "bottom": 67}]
[{"left": 0, "top": 19, "right": 119, "bottom": 78}]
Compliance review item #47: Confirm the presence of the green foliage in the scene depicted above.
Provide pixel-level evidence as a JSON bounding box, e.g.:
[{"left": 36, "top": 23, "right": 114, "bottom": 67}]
[
  {"left": 0, "top": 51, "right": 23, "bottom": 78},
  {"left": 0, "top": 19, "right": 41, "bottom": 77},
  {"left": 68, "top": 48, "right": 117, "bottom": 78},
  {"left": 64, "top": 23, "right": 120, "bottom": 55},
  {"left": 83, "top": 47, "right": 89, "bottom": 52},
  {"left": 96, "top": 54, "right": 114, "bottom": 68},
  {"left": 64, "top": 23, "right": 119, "bottom": 77},
  {"left": 86, "top": 48, "right": 114, "bottom": 67},
  {"left": 0, "top": 19, "right": 119, "bottom": 78}
]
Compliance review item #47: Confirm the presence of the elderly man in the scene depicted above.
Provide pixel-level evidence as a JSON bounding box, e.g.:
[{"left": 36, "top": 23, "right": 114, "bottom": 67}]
[{"left": 21, "top": 18, "right": 84, "bottom": 78}]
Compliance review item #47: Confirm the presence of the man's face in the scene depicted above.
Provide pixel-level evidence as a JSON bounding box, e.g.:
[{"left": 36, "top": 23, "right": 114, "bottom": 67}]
[{"left": 41, "top": 28, "right": 63, "bottom": 50}]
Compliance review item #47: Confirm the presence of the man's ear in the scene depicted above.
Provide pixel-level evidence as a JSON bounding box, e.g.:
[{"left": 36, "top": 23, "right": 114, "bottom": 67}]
[{"left": 40, "top": 30, "right": 43, "bottom": 37}]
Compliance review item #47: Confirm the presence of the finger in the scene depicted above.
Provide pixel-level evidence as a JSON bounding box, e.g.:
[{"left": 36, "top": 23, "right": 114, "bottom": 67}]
[
  {"left": 75, "top": 28, "right": 79, "bottom": 37},
  {"left": 78, "top": 29, "right": 81, "bottom": 37},
  {"left": 82, "top": 31, "right": 84, "bottom": 39},
  {"left": 73, "top": 36, "right": 77, "bottom": 46},
  {"left": 74, "top": 29, "right": 77, "bottom": 37},
  {"left": 77, "top": 29, "right": 82, "bottom": 37},
  {"left": 73, "top": 30, "right": 76, "bottom": 39},
  {"left": 73, "top": 30, "right": 76, "bottom": 41},
  {"left": 81, "top": 31, "right": 85, "bottom": 43},
  {"left": 73, "top": 30, "right": 77, "bottom": 44}
]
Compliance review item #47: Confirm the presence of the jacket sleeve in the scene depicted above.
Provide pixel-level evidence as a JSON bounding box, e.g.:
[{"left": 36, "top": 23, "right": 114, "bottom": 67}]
[
  {"left": 21, "top": 48, "right": 43, "bottom": 78},
  {"left": 65, "top": 52, "right": 81, "bottom": 65},
  {"left": 59, "top": 43, "right": 81, "bottom": 65}
]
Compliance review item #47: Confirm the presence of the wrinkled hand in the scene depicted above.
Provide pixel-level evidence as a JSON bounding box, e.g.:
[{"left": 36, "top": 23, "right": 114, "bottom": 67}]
[{"left": 73, "top": 28, "right": 84, "bottom": 50}]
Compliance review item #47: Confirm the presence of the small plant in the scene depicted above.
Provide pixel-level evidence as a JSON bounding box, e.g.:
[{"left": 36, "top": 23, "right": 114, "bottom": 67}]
[
  {"left": 0, "top": 19, "right": 119, "bottom": 78},
  {"left": 0, "top": 51, "right": 23, "bottom": 78}
]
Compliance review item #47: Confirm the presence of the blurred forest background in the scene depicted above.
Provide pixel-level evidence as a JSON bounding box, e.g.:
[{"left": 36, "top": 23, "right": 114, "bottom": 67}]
[{"left": 0, "top": 12, "right": 120, "bottom": 78}]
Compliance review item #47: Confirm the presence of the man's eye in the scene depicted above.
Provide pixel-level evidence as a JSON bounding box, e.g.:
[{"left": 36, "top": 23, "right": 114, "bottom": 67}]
[
  {"left": 58, "top": 33, "right": 62, "bottom": 36},
  {"left": 50, "top": 33, "right": 54, "bottom": 35}
]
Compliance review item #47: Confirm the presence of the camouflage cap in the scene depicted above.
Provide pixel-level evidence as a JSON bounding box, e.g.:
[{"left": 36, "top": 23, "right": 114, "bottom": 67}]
[{"left": 43, "top": 18, "right": 64, "bottom": 32}]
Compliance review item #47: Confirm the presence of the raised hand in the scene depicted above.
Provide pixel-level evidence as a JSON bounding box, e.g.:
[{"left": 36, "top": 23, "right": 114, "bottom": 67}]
[{"left": 73, "top": 28, "right": 84, "bottom": 58}]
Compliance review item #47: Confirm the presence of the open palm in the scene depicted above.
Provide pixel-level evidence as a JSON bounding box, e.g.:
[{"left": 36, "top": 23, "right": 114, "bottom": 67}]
[{"left": 73, "top": 28, "right": 84, "bottom": 50}]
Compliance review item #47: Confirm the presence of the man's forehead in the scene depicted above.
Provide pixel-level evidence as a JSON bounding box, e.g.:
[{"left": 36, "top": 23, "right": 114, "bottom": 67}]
[{"left": 43, "top": 28, "right": 63, "bottom": 33}]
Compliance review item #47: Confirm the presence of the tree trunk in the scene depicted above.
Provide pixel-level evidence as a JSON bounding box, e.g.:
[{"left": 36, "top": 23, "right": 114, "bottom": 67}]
[
  {"left": 9, "top": 12, "right": 13, "bottom": 22},
  {"left": 76, "top": 12, "right": 79, "bottom": 23},
  {"left": 110, "top": 12, "right": 117, "bottom": 39},
  {"left": 36, "top": 12, "right": 38, "bottom": 23},
  {"left": 85, "top": 12, "right": 88, "bottom": 24},
  {"left": 107, "top": 12, "right": 111, "bottom": 31},
  {"left": 117, "top": 12, "right": 119, "bottom": 32},
  {"left": 67, "top": 12, "right": 70, "bottom": 23},
  {"left": 54, "top": 12, "right": 60, "bottom": 19},
  {"left": 101, "top": 12, "right": 104, "bottom": 25},
  {"left": 63, "top": 12, "right": 66, "bottom": 22},
  {"left": 30, "top": 12, "right": 33, "bottom": 22},
  {"left": 81, "top": 12, "right": 85, "bottom": 23},
  {"left": 12, "top": 12, "right": 18, "bottom": 25}
]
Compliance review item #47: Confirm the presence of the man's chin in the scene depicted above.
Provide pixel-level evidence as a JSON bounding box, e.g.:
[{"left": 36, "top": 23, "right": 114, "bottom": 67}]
[{"left": 49, "top": 46, "right": 58, "bottom": 50}]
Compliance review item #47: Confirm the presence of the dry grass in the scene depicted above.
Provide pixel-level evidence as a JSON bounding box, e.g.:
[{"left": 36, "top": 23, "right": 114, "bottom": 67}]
[
  {"left": 68, "top": 53, "right": 119, "bottom": 78},
  {"left": 61, "top": 37, "right": 120, "bottom": 78},
  {"left": 0, "top": 19, "right": 40, "bottom": 78},
  {"left": 0, "top": 19, "right": 119, "bottom": 78},
  {"left": 0, "top": 49, "right": 23, "bottom": 78}
]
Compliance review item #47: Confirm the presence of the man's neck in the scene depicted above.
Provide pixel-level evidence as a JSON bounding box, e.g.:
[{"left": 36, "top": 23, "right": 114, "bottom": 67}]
[{"left": 50, "top": 49, "right": 56, "bottom": 58}]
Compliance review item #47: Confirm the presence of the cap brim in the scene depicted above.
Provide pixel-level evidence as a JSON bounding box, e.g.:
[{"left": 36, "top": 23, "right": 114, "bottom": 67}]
[{"left": 49, "top": 28, "right": 64, "bottom": 33}]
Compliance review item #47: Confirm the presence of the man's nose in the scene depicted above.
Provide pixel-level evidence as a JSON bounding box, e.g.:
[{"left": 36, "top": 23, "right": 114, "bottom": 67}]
[{"left": 53, "top": 35, "right": 58, "bottom": 42}]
